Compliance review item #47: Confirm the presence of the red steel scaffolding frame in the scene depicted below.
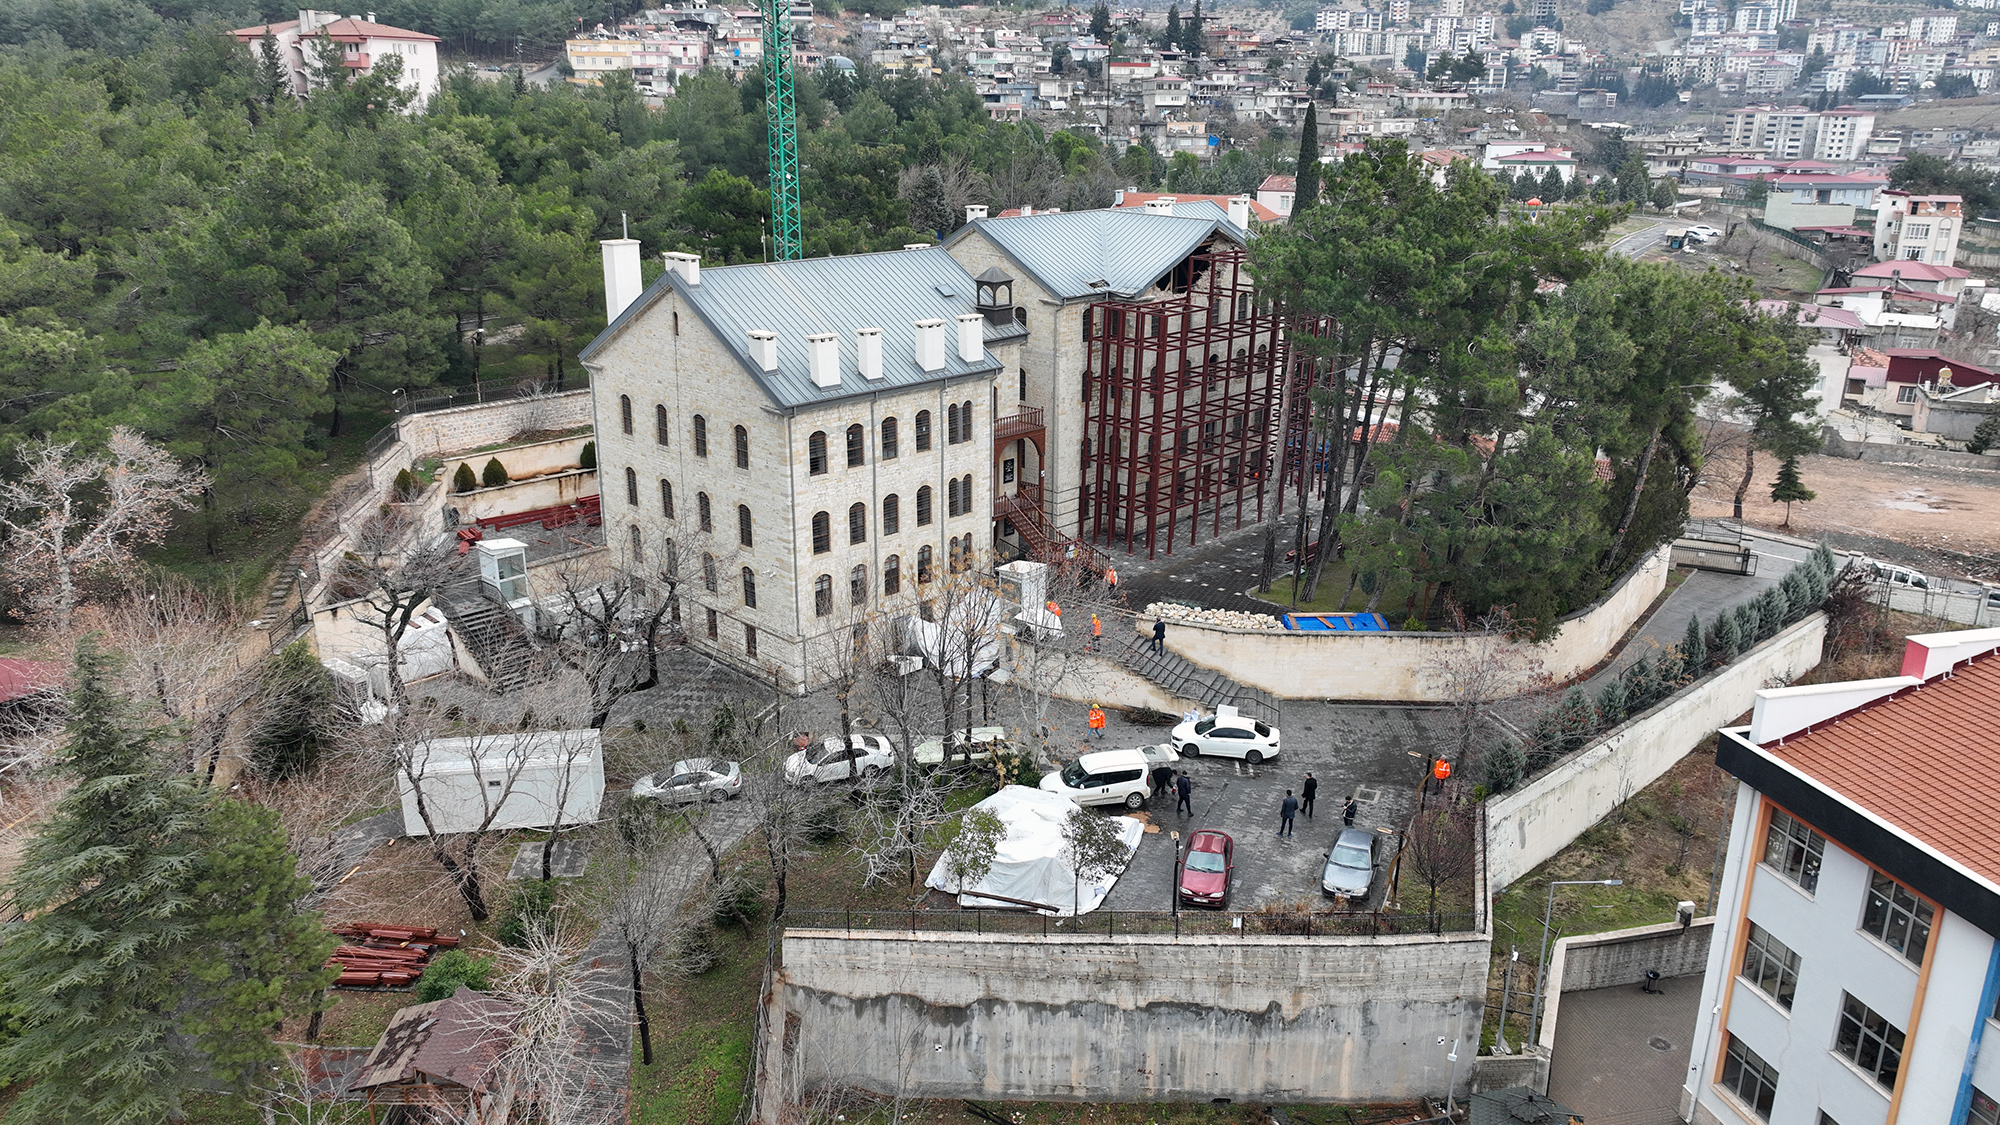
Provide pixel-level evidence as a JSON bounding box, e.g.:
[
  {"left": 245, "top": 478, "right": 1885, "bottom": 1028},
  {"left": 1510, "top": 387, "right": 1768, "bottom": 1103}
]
[{"left": 1082, "top": 247, "right": 1297, "bottom": 559}]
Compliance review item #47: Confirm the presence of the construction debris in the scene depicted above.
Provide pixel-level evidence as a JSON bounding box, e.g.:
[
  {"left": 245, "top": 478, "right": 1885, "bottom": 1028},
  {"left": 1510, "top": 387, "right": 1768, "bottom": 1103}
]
[{"left": 325, "top": 922, "right": 461, "bottom": 990}]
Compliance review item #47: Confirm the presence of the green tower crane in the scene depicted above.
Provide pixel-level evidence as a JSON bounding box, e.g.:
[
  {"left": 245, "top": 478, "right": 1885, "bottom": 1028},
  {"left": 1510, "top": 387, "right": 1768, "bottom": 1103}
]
[{"left": 761, "top": 0, "right": 802, "bottom": 261}]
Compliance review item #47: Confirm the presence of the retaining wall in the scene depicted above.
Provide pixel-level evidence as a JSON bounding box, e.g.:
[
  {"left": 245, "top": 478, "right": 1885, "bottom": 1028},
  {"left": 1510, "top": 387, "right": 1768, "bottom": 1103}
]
[
  {"left": 1149, "top": 544, "right": 1671, "bottom": 701},
  {"left": 1821, "top": 427, "right": 2000, "bottom": 472},
  {"left": 1484, "top": 613, "right": 1826, "bottom": 890},
  {"left": 1537, "top": 918, "right": 1715, "bottom": 1053},
  {"left": 444, "top": 468, "right": 599, "bottom": 524},
  {"left": 775, "top": 928, "right": 1490, "bottom": 1104},
  {"left": 397, "top": 390, "right": 592, "bottom": 460}
]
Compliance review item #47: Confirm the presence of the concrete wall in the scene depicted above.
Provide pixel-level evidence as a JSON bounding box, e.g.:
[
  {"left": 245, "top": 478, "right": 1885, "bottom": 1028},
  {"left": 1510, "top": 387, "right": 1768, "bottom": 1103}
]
[
  {"left": 398, "top": 390, "right": 593, "bottom": 461},
  {"left": 447, "top": 468, "right": 600, "bottom": 524},
  {"left": 1536, "top": 918, "right": 1715, "bottom": 1054},
  {"left": 775, "top": 928, "right": 1490, "bottom": 1104},
  {"left": 1822, "top": 426, "right": 2000, "bottom": 471},
  {"left": 1910, "top": 393, "right": 2000, "bottom": 442},
  {"left": 1470, "top": 1053, "right": 1548, "bottom": 1095},
  {"left": 1484, "top": 612, "right": 1826, "bottom": 890},
  {"left": 1151, "top": 544, "right": 1671, "bottom": 702}
]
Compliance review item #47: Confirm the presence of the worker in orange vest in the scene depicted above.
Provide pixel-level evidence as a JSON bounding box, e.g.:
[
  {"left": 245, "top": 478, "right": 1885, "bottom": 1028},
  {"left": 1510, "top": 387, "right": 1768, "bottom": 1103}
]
[
  {"left": 1090, "top": 613, "right": 1102, "bottom": 649},
  {"left": 1088, "top": 704, "right": 1107, "bottom": 740},
  {"left": 1046, "top": 599, "right": 1061, "bottom": 617},
  {"left": 1105, "top": 566, "right": 1118, "bottom": 592}
]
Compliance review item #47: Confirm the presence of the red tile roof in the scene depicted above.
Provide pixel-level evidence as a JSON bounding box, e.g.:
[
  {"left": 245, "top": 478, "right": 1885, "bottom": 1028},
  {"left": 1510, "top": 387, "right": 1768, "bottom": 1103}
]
[
  {"left": 1851, "top": 347, "right": 1892, "bottom": 369},
  {"left": 233, "top": 17, "right": 438, "bottom": 41},
  {"left": 1765, "top": 651, "right": 2000, "bottom": 889},
  {"left": 1258, "top": 174, "right": 1296, "bottom": 192},
  {"left": 1852, "top": 260, "right": 1971, "bottom": 282}
]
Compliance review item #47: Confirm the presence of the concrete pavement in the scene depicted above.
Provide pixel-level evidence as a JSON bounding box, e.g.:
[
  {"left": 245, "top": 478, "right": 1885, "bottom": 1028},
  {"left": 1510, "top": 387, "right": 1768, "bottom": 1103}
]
[{"left": 1547, "top": 975, "right": 1702, "bottom": 1125}]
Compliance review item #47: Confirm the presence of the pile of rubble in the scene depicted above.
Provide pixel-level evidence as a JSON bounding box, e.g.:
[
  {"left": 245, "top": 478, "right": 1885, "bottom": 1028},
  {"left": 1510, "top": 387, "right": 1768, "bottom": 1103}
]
[{"left": 1145, "top": 602, "right": 1284, "bottom": 631}]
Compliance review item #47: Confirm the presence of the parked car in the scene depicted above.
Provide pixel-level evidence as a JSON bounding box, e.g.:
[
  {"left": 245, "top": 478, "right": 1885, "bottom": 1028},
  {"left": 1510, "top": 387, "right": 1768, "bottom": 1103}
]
[
  {"left": 1170, "top": 705, "right": 1281, "bottom": 763},
  {"left": 783, "top": 734, "right": 896, "bottom": 785},
  {"left": 1039, "top": 747, "right": 1151, "bottom": 809},
  {"left": 1861, "top": 558, "right": 1935, "bottom": 591},
  {"left": 913, "top": 726, "right": 1020, "bottom": 767},
  {"left": 1685, "top": 224, "right": 1721, "bottom": 243},
  {"left": 1178, "top": 829, "right": 1234, "bottom": 908},
  {"left": 1321, "top": 827, "right": 1378, "bottom": 899},
  {"left": 632, "top": 758, "right": 742, "bottom": 804},
  {"left": 1136, "top": 742, "right": 1181, "bottom": 767}
]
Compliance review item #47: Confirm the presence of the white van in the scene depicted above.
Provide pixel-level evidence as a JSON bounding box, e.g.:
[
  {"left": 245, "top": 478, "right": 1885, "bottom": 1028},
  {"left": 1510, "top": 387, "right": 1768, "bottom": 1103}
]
[
  {"left": 1039, "top": 747, "right": 1151, "bottom": 810},
  {"left": 1863, "top": 559, "right": 1934, "bottom": 591}
]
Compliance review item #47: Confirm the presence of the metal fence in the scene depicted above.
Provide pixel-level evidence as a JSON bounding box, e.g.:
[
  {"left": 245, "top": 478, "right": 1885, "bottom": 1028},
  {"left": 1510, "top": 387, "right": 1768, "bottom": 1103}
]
[
  {"left": 783, "top": 907, "right": 1481, "bottom": 939},
  {"left": 397, "top": 374, "right": 583, "bottom": 416},
  {"left": 1875, "top": 582, "right": 1999, "bottom": 628}
]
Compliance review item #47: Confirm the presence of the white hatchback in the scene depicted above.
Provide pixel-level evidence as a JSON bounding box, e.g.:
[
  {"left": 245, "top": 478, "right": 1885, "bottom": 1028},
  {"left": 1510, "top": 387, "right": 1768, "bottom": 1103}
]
[
  {"left": 1170, "top": 705, "right": 1280, "bottom": 763},
  {"left": 783, "top": 733, "right": 896, "bottom": 785}
]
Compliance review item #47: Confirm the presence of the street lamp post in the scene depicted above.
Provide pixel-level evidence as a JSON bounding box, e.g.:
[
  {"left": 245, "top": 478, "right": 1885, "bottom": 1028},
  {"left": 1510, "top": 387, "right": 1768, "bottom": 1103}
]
[{"left": 1526, "top": 878, "right": 1623, "bottom": 1049}]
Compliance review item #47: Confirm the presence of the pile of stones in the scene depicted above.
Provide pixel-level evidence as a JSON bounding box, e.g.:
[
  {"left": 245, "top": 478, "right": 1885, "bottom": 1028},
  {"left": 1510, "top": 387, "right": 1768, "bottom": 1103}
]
[{"left": 1144, "top": 602, "right": 1285, "bottom": 631}]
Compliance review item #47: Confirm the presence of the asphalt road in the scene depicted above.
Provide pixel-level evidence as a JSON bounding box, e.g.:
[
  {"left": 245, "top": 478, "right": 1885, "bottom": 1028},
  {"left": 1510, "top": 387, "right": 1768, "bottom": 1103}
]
[{"left": 1609, "top": 219, "right": 1670, "bottom": 258}]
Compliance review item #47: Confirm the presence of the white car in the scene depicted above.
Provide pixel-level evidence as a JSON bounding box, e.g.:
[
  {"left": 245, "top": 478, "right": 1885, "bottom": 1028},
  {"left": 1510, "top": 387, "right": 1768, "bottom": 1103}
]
[
  {"left": 783, "top": 733, "right": 896, "bottom": 785},
  {"left": 1684, "top": 224, "right": 1721, "bottom": 243},
  {"left": 1169, "top": 705, "right": 1280, "bottom": 763},
  {"left": 1039, "top": 747, "right": 1152, "bottom": 809},
  {"left": 632, "top": 758, "right": 742, "bottom": 804},
  {"left": 912, "top": 726, "right": 1012, "bottom": 766},
  {"left": 1136, "top": 742, "right": 1181, "bottom": 767}
]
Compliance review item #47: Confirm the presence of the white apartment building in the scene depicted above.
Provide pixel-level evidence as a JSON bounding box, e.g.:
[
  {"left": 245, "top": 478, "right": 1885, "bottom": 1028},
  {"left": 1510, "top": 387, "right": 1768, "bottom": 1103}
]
[
  {"left": 1686, "top": 628, "right": 2000, "bottom": 1125},
  {"left": 579, "top": 243, "right": 1023, "bottom": 690},
  {"left": 1875, "top": 190, "right": 1965, "bottom": 265},
  {"left": 1722, "top": 105, "right": 1821, "bottom": 161},
  {"left": 231, "top": 9, "right": 440, "bottom": 105},
  {"left": 1812, "top": 108, "right": 1876, "bottom": 162}
]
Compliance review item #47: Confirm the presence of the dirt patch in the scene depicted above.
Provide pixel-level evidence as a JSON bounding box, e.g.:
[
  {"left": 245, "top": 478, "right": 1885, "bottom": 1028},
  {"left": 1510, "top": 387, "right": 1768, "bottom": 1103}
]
[{"left": 1690, "top": 450, "right": 2000, "bottom": 582}]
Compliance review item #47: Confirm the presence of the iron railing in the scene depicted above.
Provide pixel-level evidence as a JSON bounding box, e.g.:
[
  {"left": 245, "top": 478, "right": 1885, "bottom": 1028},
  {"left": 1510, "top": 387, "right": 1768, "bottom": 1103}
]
[{"left": 783, "top": 907, "right": 1480, "bottom": 939}]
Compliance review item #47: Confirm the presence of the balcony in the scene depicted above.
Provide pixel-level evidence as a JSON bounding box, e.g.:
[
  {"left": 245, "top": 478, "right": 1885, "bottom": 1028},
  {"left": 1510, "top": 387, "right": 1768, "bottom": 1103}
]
[{"left": 994, "top": 406, "right": 1044, "bottom": 447}]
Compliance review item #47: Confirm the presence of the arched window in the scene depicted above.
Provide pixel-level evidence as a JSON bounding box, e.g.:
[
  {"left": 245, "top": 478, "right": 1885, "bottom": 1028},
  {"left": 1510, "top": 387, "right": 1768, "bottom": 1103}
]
[
  {"left": 734, "top": 425, "right": 749, "bottom": 469},
  {"left": 741, "top": 567, "right": 757, "bottom": 609},
  {"left": 882, "top": 494, "right": 900, "bottom": 535},
  {"left": 814, "top": 574, "right": 832, "bottom": 617},
  {"left": 915, "top": 410, "right": 932, "bottom": 451},
  {"left": 848, "top": 502, "right": 866, "bottom": 545},
  {"left": 737, "top": 504, "right": 753, "bottom": 547},
  {"left": 624, "top": 467, "right": 638, "bottom": 506},
  {"left": 701, "top": 552, "right": 717, "bottom": 592},
  {"left": 693, "top": 415, "right": 708, "bottom": 457},
  {"left": 660, "top": 479, "right": 675, "bottom": 518},
  {"left": 962, "top": 474, "right": 974, "bottom": 516},
  {"left": 628, "top": 524, "right": 642, "bottom": 560},
  {"left": 916, "top": 545, "right": 933, "bottom": 584},
  {"left": 916, "top": 486, "right": 933, "bottom": 526},
  {"left": 946, "top": 476, "right": 959, "bottom": 517},
  {"left": 850, "top": 564, "right": 868, "bottom": 607},
  {"left": 883, "top": 554, "right": 901, "bottom": 596},
  {"left": 697, "top": 492, "right": 712, "bottom": 532},
  {"left": 655, "top": 404, "right": 670, "bottom": 446},
  {"left": 961, "top": 401, "right": 974, "bottom": 439},
  {"left": 662, "top": 538, "right": 676, "bottom": 577},
  {"left": 846, "top": 424, "right": 865, "bottom": 468},
  {"left": 811, "top": 511, "right": 830, "bottom": 554},
  {"left": 620, "top": 395, "right": 633, "bottom": 435},
  {"left": 881, "top": 417, "right": 899, "bottom": 460},
  {"left": 946, "top": 403, "right": 960, "bottom": 444},
  {"left": 808, "top": 430, "right": 828, "bottom": 475}
]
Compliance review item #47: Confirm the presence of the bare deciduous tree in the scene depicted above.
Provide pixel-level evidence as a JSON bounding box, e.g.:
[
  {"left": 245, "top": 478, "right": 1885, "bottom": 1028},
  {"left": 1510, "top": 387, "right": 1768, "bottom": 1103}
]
[
  {"left": 101, "top": 576, "right": 258, "bottom": 782},
  {"left": 481, "top": 920, "right": 622, "bottom": 1125},
  {"left": 1421, "top": 604, "right": 1554, "bottom": 766},
  {"left": 1401, "top": 804, "right": 1477, "bottom": 930},
  {"left": 330, "top": 508, "right": 464, "bottom": 704},
  {"left": 596, "top": 809, "right": 715, "bottom": 1067},
  {"left": 847, "top": 768, "right": 950, "bottom": 889},
  {"left": 0, "top": 427, "right": 207, "bottom": 632}
]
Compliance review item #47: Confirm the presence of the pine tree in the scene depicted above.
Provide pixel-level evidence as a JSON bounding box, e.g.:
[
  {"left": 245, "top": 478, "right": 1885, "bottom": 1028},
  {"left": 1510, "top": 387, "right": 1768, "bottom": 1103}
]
[
  {"left": 250, "top": 640, "right": 335, "bottom": 780},
  {"left": 1294, "top": 105, "right": 1321, "bottom": 213},
  {"left": 1484, "top": 738, "right": 1526, "bottom": 793},
  {"left": 1165, "top": 4, "right": 1182, "bottom": 49},
  {"left": 1710, "top": 608, "right": 1742, "bottom": 663},
  {"left": 1681, "top": 612, "right": 1707, "bottom": 671},
  {"left": 1595, "top": 675, "right": 1629, "bottom": 728},
  {"left": 0, "top": 642, "right": 333, "bottom": 1124},
  {"left": 1556, "top": 687, "right": 1597, "bottom": 755},
  {"left": 1769, "top": 456, "right": 1815, "bottom": 525}
]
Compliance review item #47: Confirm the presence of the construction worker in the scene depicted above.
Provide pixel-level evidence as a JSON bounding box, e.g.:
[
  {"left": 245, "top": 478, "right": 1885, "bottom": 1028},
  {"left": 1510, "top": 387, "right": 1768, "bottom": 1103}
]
[
  {"left": 1090, "top": 613, "right": 1102, "bottom": 649},
  {"left": 1088, "top": 704, "right": 1107, "bottom": 740},
  {"left": 1046, "top": 599, "right": 1061, "bottom": 618},
  {"left": 1105, "top": 565, "right": 1118, "bottom": 592}
]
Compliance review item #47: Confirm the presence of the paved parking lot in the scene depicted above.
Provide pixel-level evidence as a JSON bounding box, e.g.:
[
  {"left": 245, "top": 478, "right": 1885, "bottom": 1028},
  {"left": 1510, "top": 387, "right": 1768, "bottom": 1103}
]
[{"left": 1096, "top": 702, "right": 1443, "bottom": 912}]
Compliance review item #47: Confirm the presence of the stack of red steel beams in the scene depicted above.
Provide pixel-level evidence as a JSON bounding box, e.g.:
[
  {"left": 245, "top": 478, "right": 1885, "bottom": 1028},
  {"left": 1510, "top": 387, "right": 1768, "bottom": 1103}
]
[{"left": 325, "top": 922, "right": 463, "bottom": 990}]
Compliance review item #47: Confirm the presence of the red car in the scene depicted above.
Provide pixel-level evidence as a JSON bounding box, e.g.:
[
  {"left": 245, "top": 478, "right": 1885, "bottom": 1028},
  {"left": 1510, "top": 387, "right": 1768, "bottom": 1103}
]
[{"left": 1178, "top": 830, "right": 1234, "bottom": 908}]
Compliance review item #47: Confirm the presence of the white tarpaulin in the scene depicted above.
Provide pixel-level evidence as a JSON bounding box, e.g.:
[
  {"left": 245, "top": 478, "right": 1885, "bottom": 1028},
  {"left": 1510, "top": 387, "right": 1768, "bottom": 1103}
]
[
  {"left": 924, "top": 785, "right": 1143, "bottom": 916},
  {"left": 904, "top": 590, "right": 1005, "bottom": 679}
]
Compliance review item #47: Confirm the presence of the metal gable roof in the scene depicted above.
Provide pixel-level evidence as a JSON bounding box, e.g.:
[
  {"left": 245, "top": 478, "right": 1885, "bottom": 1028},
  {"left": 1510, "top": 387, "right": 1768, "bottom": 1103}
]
[
  {"left": 580, "top": 247, "right": 1025, "bottom": 410},
  {"left": 946, "top": 209, "right": 1242, "bottom": 301}
]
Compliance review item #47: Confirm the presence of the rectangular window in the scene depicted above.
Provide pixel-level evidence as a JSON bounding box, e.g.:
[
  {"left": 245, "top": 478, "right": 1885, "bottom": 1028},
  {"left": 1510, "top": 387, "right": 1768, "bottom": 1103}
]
[
  {"left": 744, "top": 623, "right": 757, "bottom": 658},
  {"left": 1897, "top": 385, "right": 1919, "bottom": 403},
  {"left": 705, "top": 608, "right": 719, "bottom": 641},
  {"left": 1719, "top": 1035, "right": 1779, "bottom": 1118},
  {"left": 1763, "top": 809, "right": 1824, "bottom": 893},
  {"left": 1905, "top": 223, "right": 1931, "bottom": 239},
  {"left": 1834, "top": 993, "right": 1905, "bottom": 1089},
  {"left": 1003, "top": 457, "right": 1016, "bottom": 483},
  {"left": 1741, "top": 923, "right": 1800, "bottom": 1010},
  {"left": 1861, "top": 872, "right": 1934, "bottom": 964},
  {"left": 1971, "top": 1088, "right": 2000, "bottom": 1125}
]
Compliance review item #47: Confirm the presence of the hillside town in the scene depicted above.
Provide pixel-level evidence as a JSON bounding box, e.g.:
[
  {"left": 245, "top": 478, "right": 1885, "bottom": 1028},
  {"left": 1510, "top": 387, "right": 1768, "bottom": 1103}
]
[{"left": 1, "top": 0, "right": 1999, "bottom": 1123}]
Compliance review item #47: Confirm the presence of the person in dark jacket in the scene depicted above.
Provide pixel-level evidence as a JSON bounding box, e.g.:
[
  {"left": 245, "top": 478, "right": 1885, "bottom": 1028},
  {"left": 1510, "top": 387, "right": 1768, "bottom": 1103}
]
[
  {"left": 1301, "top": 773, "right": 1318, "bottom": 819},
  {"left": 1175, "top": 771, "right": 1193, "bottom": 815},
  {"left": 1278, "top": 790, "right": 1299, "bottom": 837},
  {"left": 1342, "top": 795, "right": 1358, "bottom": 827},
  {"left": 1151, "top": 617, "right": 1168, "bottom": 655},
  {"left": 1150, "top": 764, "right": 1174, "bottom": 800}
]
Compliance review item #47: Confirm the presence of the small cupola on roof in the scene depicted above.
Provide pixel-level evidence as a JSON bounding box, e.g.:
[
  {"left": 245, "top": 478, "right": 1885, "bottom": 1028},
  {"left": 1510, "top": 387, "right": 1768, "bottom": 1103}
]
[{"left": 974, "top": 265, "right": 1016, "bottom": 326}]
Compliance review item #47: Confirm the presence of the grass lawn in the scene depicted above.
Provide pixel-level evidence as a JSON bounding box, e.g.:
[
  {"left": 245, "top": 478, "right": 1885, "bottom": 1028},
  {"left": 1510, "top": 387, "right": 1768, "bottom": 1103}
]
[
  {"left": 631, "top": 921, "right": 765, "bottom": 1125},
  {"left": 1251, "top": 564, "right": 1414, "bottom": 619}
]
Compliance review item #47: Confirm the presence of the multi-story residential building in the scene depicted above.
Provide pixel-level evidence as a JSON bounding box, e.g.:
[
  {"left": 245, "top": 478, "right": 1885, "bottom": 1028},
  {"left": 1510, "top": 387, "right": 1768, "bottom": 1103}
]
[
  {"left": 1875, "top": 190, "right": 1965, "bottom": 265},
  {"left": 1812, "top": 108, "right": 1876, "bottom": 162},
  {"left": 1685, "top": 627, "right": 2000, "bottom": 1125},
  {"left": 1910, "top": 9, "right": 1961, "bottom": 43},
  {"left": 580, "top": 243, "right": 1024, "bottom": 690},
  {"left": 231, "top": 9, "right": 440, "bottom": 105},
  {"left": 1721, "top": 105, "right": 1820, "bottom": 160}
]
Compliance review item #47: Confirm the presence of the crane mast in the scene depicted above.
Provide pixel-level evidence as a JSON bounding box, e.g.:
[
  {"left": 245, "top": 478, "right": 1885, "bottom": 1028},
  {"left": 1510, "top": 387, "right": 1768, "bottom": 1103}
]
[{"left": 761, "top": 0, "right": 802, "bottom": 261}]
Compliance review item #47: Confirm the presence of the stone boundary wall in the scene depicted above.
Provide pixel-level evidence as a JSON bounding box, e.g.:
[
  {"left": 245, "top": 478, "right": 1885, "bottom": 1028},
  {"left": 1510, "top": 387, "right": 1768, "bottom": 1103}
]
[
  {"left": 396, "top": 389, "right": 592, "bottom": 462},
  {"left": 1484, "top": 613, "right": 1826, "bottom": 890},
  {"left": 772, "top": 927, "right": 1491, "bottom": 1105},
  {"left": 1144, "top": 543, "right": 1672, "bottom": 701},
  {"left": 1536, "top": 918, "right": 1716, "bottom": 1054},
  {"left": 1822, "top": 427, "right": 2000, "bottom": 472}
]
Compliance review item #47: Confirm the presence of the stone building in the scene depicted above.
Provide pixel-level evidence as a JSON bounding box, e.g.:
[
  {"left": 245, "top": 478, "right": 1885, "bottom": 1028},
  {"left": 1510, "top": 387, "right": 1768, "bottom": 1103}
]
[{"left": 579, "top": 242, "right": 1025, "bottom": 689}]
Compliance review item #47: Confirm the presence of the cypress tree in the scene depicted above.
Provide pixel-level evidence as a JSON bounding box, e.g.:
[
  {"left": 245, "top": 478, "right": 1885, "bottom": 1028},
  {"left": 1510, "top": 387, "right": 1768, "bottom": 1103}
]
[
  {"left": 1485, "top": 739, "right": 1526, "bottom": 793},
  {"left": 1294, "top": 105, "right": 1321, "bottom": 213},
  {"left": 1681, "top": 612, "right": 1707, "bottom": 671},
  {"left": 453, "top": 461, "right": 478, "bottom": 492},
  {"left": 1595, "top": 675, "right": 1629, "bottom": 727},
  {"left": 1711, "top": 612, "right": 1742, "bottom": 664},
  {"left": 481, "top": 457, "right": 510, "bottom": 487}
]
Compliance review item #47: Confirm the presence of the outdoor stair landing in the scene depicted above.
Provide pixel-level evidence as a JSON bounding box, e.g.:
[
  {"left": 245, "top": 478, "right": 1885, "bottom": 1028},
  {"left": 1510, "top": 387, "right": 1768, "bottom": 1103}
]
[{"left": 1110, "top": 631, "right": 1281, "bottom": 723}]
